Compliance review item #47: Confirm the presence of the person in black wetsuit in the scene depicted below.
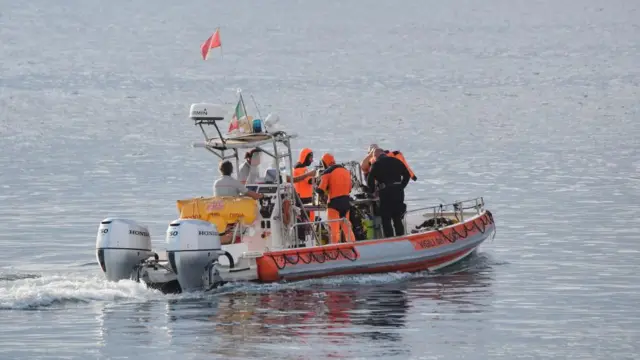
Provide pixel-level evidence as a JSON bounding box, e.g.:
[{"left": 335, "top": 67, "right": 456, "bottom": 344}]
[{"left": 366, "top": 148, "right": 411, "bottom": 237}]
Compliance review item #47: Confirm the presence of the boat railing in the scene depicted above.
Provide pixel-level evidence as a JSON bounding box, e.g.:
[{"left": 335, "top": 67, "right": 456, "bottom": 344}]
[
  {"left": 288, "top": 217, "right": 354, "bottom": 248},
  {"left": 407, "top": 196, "right": 485, "bottom": 224}
]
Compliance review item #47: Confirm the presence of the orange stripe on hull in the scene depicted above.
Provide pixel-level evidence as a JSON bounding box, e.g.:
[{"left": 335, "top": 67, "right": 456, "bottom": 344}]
[
  {"left": 287, "top": 249, "right": 470, "bottom": 280},
  {"left": 261, "top": 246, "right": 476, "bottom": 283},
  {"left": 256, "top": 244, "right": 361, "bottom": 282}
]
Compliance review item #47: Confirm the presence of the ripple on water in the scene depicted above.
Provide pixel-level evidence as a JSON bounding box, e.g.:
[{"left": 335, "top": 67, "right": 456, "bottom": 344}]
[{"left": 2, "top": 0, "right": 640, "bottom": 359}]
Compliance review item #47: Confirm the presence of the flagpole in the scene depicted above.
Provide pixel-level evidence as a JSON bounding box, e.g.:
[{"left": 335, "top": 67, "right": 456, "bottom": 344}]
[
  {"left": 250, "top": 94, "right": 267, "bottom": 133},
  {"left": 239, "top": 91, "right": 250, "bottom": 125},
  {"left": 218, "top": 27, "right": 223, "bottom": 60}
]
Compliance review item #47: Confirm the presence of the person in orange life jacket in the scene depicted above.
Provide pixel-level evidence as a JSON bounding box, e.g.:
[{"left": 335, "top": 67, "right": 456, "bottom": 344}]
[
  {"left": 284, "top": 148, "right": 317, "bottom": 185},
  {"left": 316, "top": 153, "right": 355, "bottom": 244},
  {"left": 367, "top": 148, "right": 411, "bottom": 238},
  {"left": 291, "top": 148, "right": 317, "bottom": 241},
  {"left": 360, "top": 144, "right": 417, "bottom": 181},
  {"left": 292, "top": 148, "right": 317, "bottom": 206}
]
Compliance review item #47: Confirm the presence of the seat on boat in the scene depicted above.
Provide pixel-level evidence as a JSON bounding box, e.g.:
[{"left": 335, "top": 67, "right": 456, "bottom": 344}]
[{"left": 176, "top": 196, "right": 259, "bottom": 233}]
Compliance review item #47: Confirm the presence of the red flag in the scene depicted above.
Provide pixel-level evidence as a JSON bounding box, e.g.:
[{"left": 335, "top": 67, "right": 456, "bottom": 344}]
[
  {"left": 228, "top": 118, "right": 239, "bottom": 132},
  {"left": 201, "top": 29, "right": 222, "bottom": 60}
]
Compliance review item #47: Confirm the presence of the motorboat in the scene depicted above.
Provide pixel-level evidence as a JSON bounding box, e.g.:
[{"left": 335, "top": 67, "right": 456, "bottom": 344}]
[{"left": 95, "top": 95, "right": 497, "bottom": 294}]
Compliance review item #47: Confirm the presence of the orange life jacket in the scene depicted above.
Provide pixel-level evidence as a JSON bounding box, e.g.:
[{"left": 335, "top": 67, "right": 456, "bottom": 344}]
[
  {"left": 318, "top": 164, "right": 351, "bottom": 202},
  {"left": 293, "top": 148, "right": 314, "bottom": 198},
  {"left": 367, "top": 150, "right": 416, "bottom": 181}
]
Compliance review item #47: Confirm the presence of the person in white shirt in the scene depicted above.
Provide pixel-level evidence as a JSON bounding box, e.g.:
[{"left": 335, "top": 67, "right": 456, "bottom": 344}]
[
  {"left": 213, "top": 160, "right": 263, "bottom": 199},
  {"left": 238, "top": 148, "right": 262, "bottom": 185}
]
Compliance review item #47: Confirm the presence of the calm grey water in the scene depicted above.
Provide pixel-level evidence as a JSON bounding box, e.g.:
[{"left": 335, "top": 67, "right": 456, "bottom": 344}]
[{"left": 1, "top": 0, "right": 639, "bottom": 359}]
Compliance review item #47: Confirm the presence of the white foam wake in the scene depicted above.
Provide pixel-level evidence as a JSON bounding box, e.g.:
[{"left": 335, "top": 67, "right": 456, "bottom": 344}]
[
  {"left": 0, "top": 272, "right": 161, "bottom": 310},
  {"left": 0, "top": 252, "right": 492, "bottom": 309}
]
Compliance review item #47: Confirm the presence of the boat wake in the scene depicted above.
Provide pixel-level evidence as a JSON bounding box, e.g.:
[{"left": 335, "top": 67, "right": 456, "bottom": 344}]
[
  {"left": 0, "top": 252, "right": 498, "bottom": 311},
  {"left": 0, "top": 272, "right": 160, "bottom": 310}
]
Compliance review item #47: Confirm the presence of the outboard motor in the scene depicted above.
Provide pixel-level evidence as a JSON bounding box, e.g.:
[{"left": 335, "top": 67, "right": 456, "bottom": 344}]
[
  {"left": 96, "top": 218, "right": 153, "bottom": 282},
  {"left": 165, "top": 219, "right": 230, "bottom": 292}
]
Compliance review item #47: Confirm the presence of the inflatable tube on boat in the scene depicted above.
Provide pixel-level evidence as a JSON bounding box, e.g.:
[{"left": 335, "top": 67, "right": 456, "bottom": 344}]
[{"left": 255, "top": 211, "right": 495, "bottom": 283}]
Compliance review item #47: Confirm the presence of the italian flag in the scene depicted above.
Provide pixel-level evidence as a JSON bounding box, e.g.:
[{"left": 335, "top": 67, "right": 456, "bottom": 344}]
[{"left": 228, "top": 98, "right": 245, "bottom": 132}]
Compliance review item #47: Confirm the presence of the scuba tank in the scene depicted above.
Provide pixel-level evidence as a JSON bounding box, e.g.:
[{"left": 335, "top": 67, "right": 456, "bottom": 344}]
[
  {"left": 348, "top": 205, "right": 368, "bottom": 241},
  {"left": 314, "top": 215, "right": 330, "bottom": 245},
  {"left": 362, "top": 215, "right": 374, "bottom": 240}
]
